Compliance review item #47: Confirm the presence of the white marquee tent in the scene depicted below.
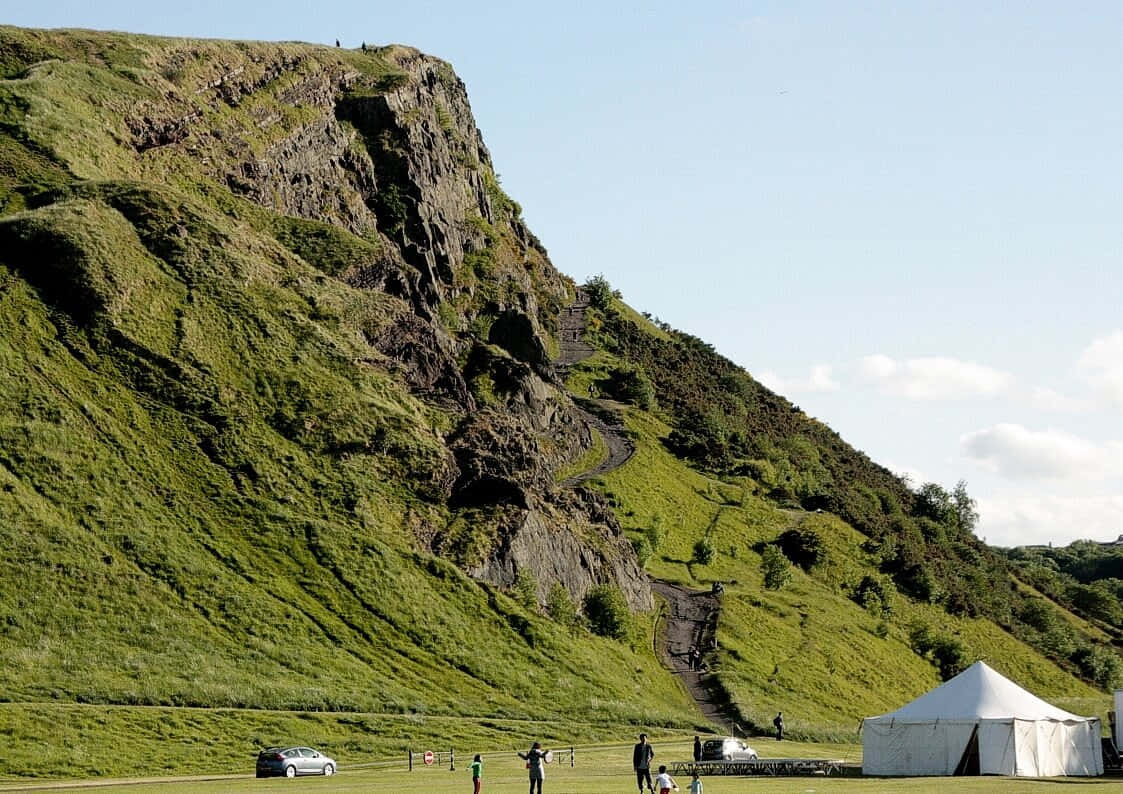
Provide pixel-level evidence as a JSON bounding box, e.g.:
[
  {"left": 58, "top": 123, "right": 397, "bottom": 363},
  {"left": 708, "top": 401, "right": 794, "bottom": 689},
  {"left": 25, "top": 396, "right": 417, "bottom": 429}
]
[{"left": 863, "top": 661, "right": 1103, "bottom": 777}]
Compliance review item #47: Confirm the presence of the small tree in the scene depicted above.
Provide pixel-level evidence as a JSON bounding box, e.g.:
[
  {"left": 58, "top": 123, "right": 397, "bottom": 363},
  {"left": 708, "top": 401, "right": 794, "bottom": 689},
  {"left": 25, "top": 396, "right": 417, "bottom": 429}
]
[
  {"left": 693, "top": 537, "right": 715, "bottom": 566},
  {"left": 605, "top": 365, "right": 655, "bottom": 409},
  {"left": 776, "top": 527, "right": 826, "bottom": 571},
  {"left": 546, "top": 581, "right": 577, "bottom": 630},
  {"left": 645, "top": 516, "right": 666, "bottom": 552},
  {"left": 513, "top": 569, "right": 538, "bottom": 610},
  {"left": 631, "top": 536, "right": 653, "bottom": 568},
  {"left": 583, "top": 584, "right": 632, "bottom": 640},
  {"left": 583, "top": 274, "right": 616, "bottom": 310},
  {"left": 761, "top": 545, "right": 792, "bottom": 590}
]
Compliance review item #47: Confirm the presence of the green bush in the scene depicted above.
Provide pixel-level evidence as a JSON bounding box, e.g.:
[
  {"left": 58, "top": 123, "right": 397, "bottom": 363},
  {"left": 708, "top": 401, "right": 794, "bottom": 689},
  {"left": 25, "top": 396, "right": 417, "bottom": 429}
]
[
  {"left": 604, "top": 365, "right": 655, "bottom": 409},
  {"left": 853, "top": 575, "right": 893, "bottom": 617},
  {"left": 692, "top": 537, "right": 715, "bottom": 566},
  {"left": 776, "top": 527, "right": 826, "bottom": 571},
  {"left": 644, "top": 517, "right": 666, "bottom": 552},
  {"left": 583, "top": 585, "right": 631, "bottom": 640},
  {"left": 761, "top": 545, "right": 791, "bottom": 591},
  {"left": 1071, "top": 645, "right": 1122, "bottom": 690},
  {"left": 513, "top": 569, "right": 538, "bottom": 610},
  {"left": 546, "top": 582, "right": 577, "bottom": 630},
  {"left": 583, "top": 274, "right": 616, "bottom": 310},
  {"left": 908, "top": 622, "right": 969, "bottom": 680},
  {"left": 631, "top": 536, "right": 653, "bottom": 568}
]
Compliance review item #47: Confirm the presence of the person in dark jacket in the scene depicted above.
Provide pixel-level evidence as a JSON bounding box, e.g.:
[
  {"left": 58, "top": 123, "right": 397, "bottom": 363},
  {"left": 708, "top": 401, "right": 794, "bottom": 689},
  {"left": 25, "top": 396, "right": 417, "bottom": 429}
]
[
  {"left": 773, "top": 712, "right": 784, "bottom": 740},
  {"left": 692, "top": 735, "right": 702, "bottom": 763},
  {"left": 632, "top": 733, "right": 655, "bottom": 793},
  {"left": 518, "top": 742, "right": 549, "bottom": 794}
]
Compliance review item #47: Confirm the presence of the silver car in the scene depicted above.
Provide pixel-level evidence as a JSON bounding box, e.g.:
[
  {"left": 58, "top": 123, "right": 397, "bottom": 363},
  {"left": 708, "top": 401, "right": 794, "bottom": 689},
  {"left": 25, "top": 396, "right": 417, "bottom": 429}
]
[
  {"left": 701, "top": 737, "right": 758, "bottom": 761},
  {"left": 256, "top": 746, "right": 337, "bottom": 778}
]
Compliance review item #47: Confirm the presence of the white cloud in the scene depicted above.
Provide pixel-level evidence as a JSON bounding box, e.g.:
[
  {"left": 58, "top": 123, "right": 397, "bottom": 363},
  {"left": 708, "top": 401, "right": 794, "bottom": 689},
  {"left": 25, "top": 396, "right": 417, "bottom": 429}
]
[
  {"left": 858, "top": 354, "right": 1012, "bottom": 400},
  {"left": 1078, "top": 330, "right": 1123, "bottom": 409},
  {"left": 882, "top": 459, "right": 928, "bottom": 488},
  {"left": 757, "top": 364, "right": 840, "bottom": 395},
  {"left": 977, "top": 492, "right": 1123, "bottom": 547},
  {"left": 1029, "top": 387, "right": 1090, "bottom": 414},
  {"left": 961, "top": 423, "right": 1123, "bottom": 481}
]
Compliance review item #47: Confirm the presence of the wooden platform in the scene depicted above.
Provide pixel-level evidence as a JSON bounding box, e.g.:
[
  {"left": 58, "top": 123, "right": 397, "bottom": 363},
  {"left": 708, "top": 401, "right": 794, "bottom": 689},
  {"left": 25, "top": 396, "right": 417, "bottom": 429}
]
[{"left": 669, "top": 758, "right": 851, "bottom": 777}]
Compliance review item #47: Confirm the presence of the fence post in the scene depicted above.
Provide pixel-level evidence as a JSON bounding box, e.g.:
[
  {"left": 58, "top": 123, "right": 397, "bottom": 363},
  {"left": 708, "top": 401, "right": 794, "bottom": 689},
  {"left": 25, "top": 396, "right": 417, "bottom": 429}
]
[
  {"left": 450, "top": 747, "right": 455, "bottom": 771},
  {"left": 570, "top": 746, "right": 575, "bottom": 767},
  {"left": 408, "top": 748, "right": 413, "bottom": 772}
]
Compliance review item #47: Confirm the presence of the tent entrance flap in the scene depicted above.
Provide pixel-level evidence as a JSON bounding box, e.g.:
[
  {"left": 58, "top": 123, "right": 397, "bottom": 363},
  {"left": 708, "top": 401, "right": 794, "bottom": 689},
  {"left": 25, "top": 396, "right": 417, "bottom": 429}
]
[{"left": 953, "top": 725, "right": 980, "bottom": 776}]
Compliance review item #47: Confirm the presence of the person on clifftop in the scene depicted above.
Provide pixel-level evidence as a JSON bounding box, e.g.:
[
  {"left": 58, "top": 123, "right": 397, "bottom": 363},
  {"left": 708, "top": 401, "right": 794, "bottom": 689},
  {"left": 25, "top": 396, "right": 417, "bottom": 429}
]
[
  {"left": 773, "top": 711, "right": 785, "bottom": 740},
  {"left": 632, "top": 733, "right": 655, "bottom": 794}
]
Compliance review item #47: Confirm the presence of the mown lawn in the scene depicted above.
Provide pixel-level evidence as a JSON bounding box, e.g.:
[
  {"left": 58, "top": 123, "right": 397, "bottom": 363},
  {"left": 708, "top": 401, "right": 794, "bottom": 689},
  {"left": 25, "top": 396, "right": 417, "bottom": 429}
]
[{"left": 2, "top": 737, "right": 1119, "bottom": 793}]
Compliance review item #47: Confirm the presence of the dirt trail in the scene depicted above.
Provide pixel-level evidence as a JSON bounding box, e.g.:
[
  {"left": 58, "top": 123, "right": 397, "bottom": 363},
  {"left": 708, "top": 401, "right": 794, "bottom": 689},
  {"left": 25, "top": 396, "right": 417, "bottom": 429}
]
[
  {"left": 559, "top": 399, "right": 635, "bottom": 486},
  {"left": 651, "top": 581, "right": 738, "bottom": 730},
  {"left": 554, "top": 290, "right": 634, "bottom": 485},
  {"left": 553, "top": 295, "right": 737, "bottom": 730}
]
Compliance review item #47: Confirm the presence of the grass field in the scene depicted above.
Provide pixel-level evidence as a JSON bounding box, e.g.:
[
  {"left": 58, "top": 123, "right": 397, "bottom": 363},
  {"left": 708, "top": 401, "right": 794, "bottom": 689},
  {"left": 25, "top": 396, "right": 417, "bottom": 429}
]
[{"left": 1, "top": 737, "right": 1120, "bottom": 793}]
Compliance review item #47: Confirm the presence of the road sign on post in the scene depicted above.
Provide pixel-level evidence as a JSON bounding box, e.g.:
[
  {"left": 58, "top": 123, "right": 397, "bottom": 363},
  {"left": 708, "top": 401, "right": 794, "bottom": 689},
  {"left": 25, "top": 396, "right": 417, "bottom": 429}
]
[{"left": 424, "top": 750, "right": 435, "bottom": 766}]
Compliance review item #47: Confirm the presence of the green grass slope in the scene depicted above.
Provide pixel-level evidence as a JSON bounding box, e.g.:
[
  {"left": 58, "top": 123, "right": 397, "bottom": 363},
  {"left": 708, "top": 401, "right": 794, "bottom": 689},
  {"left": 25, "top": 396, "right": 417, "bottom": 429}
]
[
  {"left": 0, "top": 24, "right": 1115, "bottom": 782},
  {"left": 566, "top": 351, "right": 1109, "bottom": 742},
  {"left": 0, "top": 180, "right": 696, "bottom": 777}
]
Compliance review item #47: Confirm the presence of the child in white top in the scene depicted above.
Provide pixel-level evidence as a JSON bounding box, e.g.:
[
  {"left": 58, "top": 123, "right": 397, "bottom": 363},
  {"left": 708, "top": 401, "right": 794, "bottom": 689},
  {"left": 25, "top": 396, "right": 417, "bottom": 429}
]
[
  {"left": 689, "top": 771, "right": 703, "bottom": 793},
  {"left": 654, "top": 765, "right": 678, "bottom": 793}
]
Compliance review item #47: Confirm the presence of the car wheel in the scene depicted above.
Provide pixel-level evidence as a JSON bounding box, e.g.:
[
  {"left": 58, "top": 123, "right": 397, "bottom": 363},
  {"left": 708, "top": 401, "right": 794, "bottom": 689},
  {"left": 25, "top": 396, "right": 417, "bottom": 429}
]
[
  {"left": 323, "top": 763, "right": 335, "bottom": 776},
  {"left": 750, "top": 754, "right": 758, "bottom": 760},
  {"left": 723, "top": 754, "right": 731, "bottom": 761},
  {"left": 284, "top": 765, "right": 297, "bottom": 778}
]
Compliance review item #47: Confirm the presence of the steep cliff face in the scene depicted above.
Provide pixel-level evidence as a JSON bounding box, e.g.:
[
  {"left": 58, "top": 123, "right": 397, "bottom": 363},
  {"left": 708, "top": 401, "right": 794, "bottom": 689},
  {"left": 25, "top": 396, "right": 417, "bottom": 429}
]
[{"left": 0, "top": 28, "right": 647, "bottom": 611}]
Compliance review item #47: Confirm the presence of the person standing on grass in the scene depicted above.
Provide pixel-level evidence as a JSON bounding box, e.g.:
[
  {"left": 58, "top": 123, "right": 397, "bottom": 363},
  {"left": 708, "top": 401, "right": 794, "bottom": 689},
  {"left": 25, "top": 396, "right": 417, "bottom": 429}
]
[
  {"left": 469, "top": 753, "right": 482, "bottom": 793},
  {"left": 654, "top": 764, "right": 679, "bottom": 793},
  {"left": 693, "top": 735, "right": 702, "bottom": 763},
  {"left": 518, "top": 741, "right": 549, "bottom": 794},
  {"left": 773, "top": 711, "right": 784, "bottom": 741},
  {"left": 633, "top": 733, "right": 655, "bottom": 794},
  {"left": 689, "top": 771, "right": 704, "bottom": 794}
]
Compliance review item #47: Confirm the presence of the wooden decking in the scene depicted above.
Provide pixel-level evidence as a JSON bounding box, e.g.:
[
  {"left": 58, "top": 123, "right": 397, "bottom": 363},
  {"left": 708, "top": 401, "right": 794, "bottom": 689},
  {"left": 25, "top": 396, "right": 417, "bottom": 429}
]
[{"left": 668, "top": 758, "right": 853, "bottom": 777}]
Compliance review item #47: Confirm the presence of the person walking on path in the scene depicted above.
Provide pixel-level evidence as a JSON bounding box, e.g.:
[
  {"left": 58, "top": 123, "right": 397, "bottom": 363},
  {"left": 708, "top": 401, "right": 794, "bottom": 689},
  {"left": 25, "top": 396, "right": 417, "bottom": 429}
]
[
  {"left": 692, "top": 736, "right": 702, "bottom": 763},
  {"left": 654, "top": 765, "right": 679, "bottom": 794},
  {"left": 689, "top": 771, "right": 704, "bottom": 794},
  {"left": 469, "top": 753, "right": 483, "bottom": 794},
  {"left": 632, "top": 733, "right": 655, "bottom": 794},
  {"left": 518, "top": 742, "right": 549, "bottom": 794},
  {"left": 773, "top": 711, "right": 785, "bottom": 741}
]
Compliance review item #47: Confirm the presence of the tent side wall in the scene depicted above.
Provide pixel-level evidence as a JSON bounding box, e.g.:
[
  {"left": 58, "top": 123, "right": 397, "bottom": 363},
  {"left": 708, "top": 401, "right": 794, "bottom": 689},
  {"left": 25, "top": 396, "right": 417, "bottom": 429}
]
[
  {"left": 865, "top": 718, "right": 1103, "bottom": 777},
  {"left": 862, "top": 720, "right": 976, "bottom": 776}
]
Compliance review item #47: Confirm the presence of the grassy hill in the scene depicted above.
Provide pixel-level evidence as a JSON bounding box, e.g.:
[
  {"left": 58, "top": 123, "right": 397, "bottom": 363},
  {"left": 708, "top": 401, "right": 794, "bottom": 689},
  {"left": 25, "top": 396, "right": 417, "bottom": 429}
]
[{"left": 0, "top": 25, "right": 1116, "bottom": 780}]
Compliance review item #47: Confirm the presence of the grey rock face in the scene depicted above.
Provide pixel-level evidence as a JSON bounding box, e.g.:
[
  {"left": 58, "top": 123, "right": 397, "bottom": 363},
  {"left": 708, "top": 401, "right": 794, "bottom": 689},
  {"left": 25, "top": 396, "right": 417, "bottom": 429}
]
[
  {"left": 127, "top": 42, "right": 652, "bottom": 616},
  {"left": 470, "top": 506, "right": 654, "bottom": 613}
]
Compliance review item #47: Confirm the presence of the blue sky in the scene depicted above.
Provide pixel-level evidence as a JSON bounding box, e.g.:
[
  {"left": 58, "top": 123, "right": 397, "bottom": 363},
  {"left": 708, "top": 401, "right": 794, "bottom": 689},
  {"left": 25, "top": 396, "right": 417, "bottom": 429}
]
[{"left": 7, "top": 2, "right": 1122, "bottom": 546}]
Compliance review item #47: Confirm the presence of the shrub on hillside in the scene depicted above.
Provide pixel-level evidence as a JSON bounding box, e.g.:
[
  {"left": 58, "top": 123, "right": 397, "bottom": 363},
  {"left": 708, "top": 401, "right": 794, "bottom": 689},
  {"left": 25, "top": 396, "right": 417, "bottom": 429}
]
[
  {"left": 776, "top": 527, "right": 826, "bottom": 571},
  {"left": 852, "top": 574, "right": 894, "bottom": 617},
  {"left": 513, "top": 569, "right": 538, "bottom": 610},
  {"left": 583, "top": 274, "right": 618, "bottom": 310},
  {"left": 693, "top": 537, "right": 715, "bottom": 566},
  {"left": 909, "top": 623, "right": 969, "bottom": 681},
  {"left": 546, "top": 581, "right": 577, "bottom": 630},
  {"left": 631, "top": 536, "right": 653, "bottom": 568},
  {"left": 761, "top": 545, "right": 791, "bottom": 590},
  {"left": 1071, "top": 644, "right": 1122, "bottom": 690},
  {"left": 604, "top": 364, "right": 655, "bottom": 409},
  {"left": 644, "top": 516, "right": 666, "bottom": 553},
  {"left": 583, "top": 584, "right": 631, "bottom": 640}
]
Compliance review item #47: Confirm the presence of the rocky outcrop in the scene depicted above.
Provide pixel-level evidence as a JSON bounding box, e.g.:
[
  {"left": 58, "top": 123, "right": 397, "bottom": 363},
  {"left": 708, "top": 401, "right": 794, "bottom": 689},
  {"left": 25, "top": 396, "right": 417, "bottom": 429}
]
[
  {"left": 123, "top": 40, "right": 653, "bottom": 614},
  {"left": 470, "top": 502, "right": 653, "bottom": 612}
]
